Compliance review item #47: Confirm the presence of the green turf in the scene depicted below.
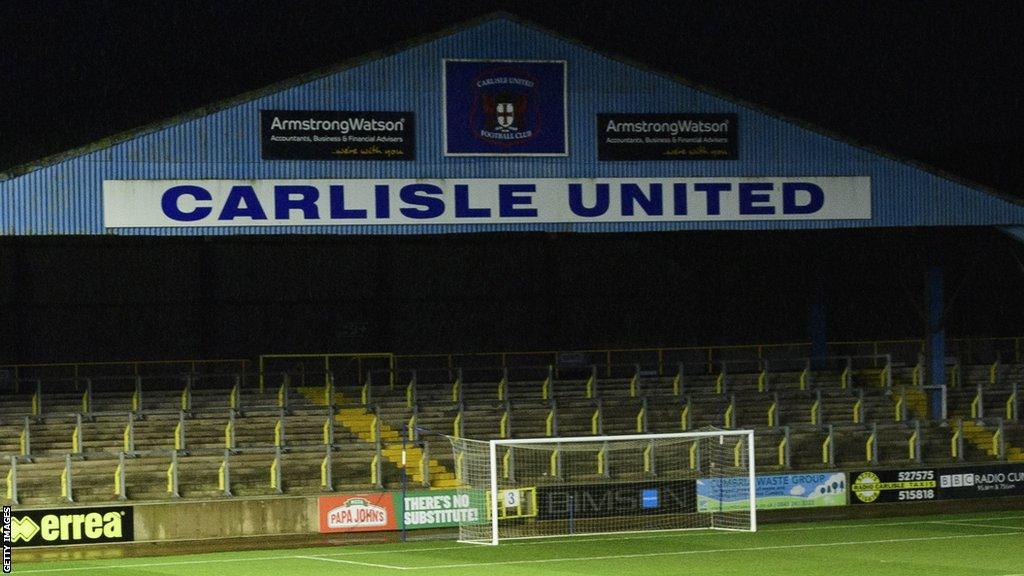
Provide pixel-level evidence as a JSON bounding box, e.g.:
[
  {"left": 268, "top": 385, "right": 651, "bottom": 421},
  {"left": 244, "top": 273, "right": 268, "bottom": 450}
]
[{"left": 12, "top": 511, "right": 1024, "bottom": 576}]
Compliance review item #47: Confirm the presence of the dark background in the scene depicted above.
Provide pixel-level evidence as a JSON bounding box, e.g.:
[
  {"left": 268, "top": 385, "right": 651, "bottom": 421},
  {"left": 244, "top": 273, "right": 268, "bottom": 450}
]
[
  {"left": 3, "top": 0, "right": 1023, "bottom": 194},
  {"left": 1, "top": 1, "right": 1023, "bottom": 364},
  {"left": 1, "top": 229, "right": 1021, "bottom": 363}
]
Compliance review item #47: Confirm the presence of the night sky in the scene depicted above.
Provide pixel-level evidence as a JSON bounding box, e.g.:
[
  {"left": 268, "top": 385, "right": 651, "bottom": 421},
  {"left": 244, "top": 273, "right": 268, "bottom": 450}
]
[
  {"left": 1, "top": 1, "right": 1024, "bottom": 364},
  {"left": 2, "top": 1, "right": 1023, "bottom": 195}
]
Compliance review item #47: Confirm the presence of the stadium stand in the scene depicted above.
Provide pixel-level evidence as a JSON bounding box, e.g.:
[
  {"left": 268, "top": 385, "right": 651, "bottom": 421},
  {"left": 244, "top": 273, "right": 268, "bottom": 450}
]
[{"left": 1, "top": 344, "right": 1022, "bottom": 505}]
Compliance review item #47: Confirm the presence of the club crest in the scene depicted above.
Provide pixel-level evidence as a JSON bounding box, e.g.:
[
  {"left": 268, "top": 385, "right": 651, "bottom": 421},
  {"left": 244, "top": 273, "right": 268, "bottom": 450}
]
[
  {"left": 444, "top": 60, "right": 567, "bottom": 156},
  {"left": 470, "top": 67, "right": 540, "bottom": 146}
]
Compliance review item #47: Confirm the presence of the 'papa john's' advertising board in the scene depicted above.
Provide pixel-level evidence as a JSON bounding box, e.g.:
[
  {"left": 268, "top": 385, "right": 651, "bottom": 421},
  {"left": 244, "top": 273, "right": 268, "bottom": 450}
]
[
  {"left": 318, "top": 493, "right": 398, "bottom": 533},
  {"left": 698, "top": 473, "right": 847, "bottom": 511}
]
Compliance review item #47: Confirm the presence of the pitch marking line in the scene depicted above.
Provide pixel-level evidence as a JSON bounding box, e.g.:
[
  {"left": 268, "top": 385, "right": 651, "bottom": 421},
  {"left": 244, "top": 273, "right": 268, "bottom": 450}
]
[
  {"left": 316, "top": 531, "right": 745, "bottom": 558},
  {"left": 932, "top": 521, "right": 1024, "bottom": 530},
  {"left": 781, "top": 514, "right": 1024, "bottom": 533},
  {"left": 316, "top": 531, "right": 747, "bottom": 558},
  {"left": 396, "top": 531, "right": 1024, "bottom": 571},
  {"left": 15, "top": 556, "right": 305, "bottom": 573},
  {"left": 308, "top": 513, "right": 1024, "bottom": 558},
  {"left": 14, "top": 514, "right": 1024, "bottom": 573},
  {"left": 297, "top": 555, "right": 407, "bottom": 570}
]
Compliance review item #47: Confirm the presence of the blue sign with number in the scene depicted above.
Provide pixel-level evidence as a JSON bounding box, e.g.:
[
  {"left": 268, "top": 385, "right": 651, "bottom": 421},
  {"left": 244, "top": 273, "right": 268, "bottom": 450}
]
[{"left": 641, "top": 489, "right": 659, "bottom": 509}]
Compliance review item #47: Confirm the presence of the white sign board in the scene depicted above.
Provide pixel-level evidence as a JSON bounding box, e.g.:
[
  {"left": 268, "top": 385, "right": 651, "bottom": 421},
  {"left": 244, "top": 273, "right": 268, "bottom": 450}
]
[{"left": 103, "top": 177, "right": 871, "bottom": 228}]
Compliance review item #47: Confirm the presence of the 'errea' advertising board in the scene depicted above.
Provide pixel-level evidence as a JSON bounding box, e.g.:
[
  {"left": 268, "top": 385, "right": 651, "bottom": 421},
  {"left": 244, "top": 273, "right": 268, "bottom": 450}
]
[
  {"left": 103, "top": 177, "right": 872, "bottom": 228},
  {"left": 6, "top": 506, "right": 133, "bottom": 547},
  {"left": 398, "top": 490, "right": 487, "bottom": 530},
  {"left": 698, "top": 472, "right": 847, "bottom": 511},
  {"left": 318, "top": 493, "right": 398, "bottom": 533}
]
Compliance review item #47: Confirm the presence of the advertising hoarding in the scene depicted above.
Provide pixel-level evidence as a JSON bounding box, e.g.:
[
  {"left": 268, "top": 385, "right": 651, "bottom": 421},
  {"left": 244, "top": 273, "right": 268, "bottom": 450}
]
[
  {"left": 398, "top": 489, "right": 487, "bottom": 530},
  {"left": 260, "top": 110, "right": 415, "bottom": 161},
  {"left": 7, "top": 506, "right": 133, "bottom": 547},
  {"left": 597, "top": 113, "right": 738, "bottom": 160},
  {"left": 535, "top": 480, "right": 696, "bottom": 521},
  {"left": 698, "top": 472, "right": 846, "bottom": 511},
  {"left": 937, "top": 464, "right": 1024, "bottom": 499},
  {"left": 318, "top": 493, "right": 398, "bottom": 533},
  {"left": 849, "top": 468, "right": 940, "bottom": 504}
]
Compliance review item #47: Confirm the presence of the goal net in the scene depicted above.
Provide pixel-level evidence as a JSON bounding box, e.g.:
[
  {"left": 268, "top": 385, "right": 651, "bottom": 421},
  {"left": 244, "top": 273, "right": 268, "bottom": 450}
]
[{"left": 445, "top": 429, "right": 755, "bottom": 545}]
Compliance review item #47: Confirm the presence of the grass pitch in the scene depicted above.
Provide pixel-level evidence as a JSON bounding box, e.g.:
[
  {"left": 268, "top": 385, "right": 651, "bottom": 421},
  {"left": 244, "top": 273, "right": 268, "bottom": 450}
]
[{"left": 12, "top": 511, "right": 1024, "bottom": 576}]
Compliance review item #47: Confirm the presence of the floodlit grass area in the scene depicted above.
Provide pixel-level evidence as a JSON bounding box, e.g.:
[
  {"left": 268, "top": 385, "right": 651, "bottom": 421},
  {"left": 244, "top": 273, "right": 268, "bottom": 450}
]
[{"left": 13, "top": 511, "right": 1024, "bottom": 576}]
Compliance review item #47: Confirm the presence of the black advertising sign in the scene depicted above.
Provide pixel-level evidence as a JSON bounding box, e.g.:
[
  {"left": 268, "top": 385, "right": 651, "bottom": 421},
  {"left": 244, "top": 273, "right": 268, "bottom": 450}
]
[
  {"left": 850, "top": 463, "right": 1024, "bottom": 505},
  {"left": 597, "top": 113, "right": 738, "bottom": 160},
  {"left": 260, "top": 110, "right": 415, "bottom": 160},
  {"left": 849, "top": 469, "right": 938, "bottom": 504},
  {"left": 536, "top": 480, "right": 696, "bottom": 520},
  {"left": 936, "top": 463, "right": 1024, "bottom": 499},
  {"left": 8, "top": 506, "right": 134, "bottom": 547}
]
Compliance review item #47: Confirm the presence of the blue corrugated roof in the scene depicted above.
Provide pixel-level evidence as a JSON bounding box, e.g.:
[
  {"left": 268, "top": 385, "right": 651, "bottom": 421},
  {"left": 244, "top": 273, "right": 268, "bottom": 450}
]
[{"left": 2, "top": 13, "right": 1024, "bottom": 236}]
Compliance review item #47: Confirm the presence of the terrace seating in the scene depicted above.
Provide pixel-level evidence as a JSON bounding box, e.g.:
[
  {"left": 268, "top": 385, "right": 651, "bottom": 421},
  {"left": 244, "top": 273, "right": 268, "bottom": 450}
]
[
  {"left": 2, "top": 354, "right": 1023, "bottom": 506},
  {"left": 0, "top": 379, "right": 387, "bottom": 506},
  {"left": 354, "top": 357, "right": 1023, "bottom": 477}
]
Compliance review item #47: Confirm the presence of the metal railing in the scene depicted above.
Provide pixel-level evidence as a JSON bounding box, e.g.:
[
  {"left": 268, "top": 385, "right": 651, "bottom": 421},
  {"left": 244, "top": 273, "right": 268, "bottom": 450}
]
[
  {"left": 386, "top": 336, "right": 1023, "bottom": 378},
  {"left": 4, "top": 335, "right": 1021, "bottom": 398}
]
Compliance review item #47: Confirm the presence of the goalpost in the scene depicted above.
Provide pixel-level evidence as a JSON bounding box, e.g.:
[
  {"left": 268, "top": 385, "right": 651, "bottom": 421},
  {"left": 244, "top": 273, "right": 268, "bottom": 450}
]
[{"left": 445, "top": 429, "right": 756, "bottom": 545}]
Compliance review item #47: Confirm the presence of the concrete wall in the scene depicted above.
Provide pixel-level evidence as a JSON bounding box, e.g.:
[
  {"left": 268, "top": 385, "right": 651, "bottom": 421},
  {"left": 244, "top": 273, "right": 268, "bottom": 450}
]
[
  {"left": 132, "top": 495, "right": 317, "bottom": 542},
  {"left": 25, "top": 489, "right": 1024, "bottom": 546},
  {"left": 12, "top": 490, "right": 1024, "bottom": 564}
]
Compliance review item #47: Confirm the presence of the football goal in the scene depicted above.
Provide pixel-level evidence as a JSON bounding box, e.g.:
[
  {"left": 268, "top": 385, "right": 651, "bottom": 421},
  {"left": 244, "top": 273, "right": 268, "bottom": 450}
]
[{"left": 445, "top": 429, "right": 756, "bottom": 545}]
